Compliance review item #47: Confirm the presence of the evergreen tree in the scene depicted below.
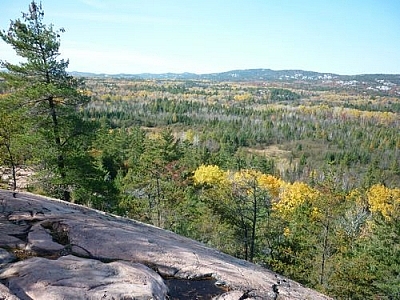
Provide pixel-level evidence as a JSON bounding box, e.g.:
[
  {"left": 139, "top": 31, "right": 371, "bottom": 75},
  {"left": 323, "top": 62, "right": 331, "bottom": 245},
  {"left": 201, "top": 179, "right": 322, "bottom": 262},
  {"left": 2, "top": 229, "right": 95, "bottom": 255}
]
[
  {"left": 0, "top": 95, "right": 32, "bottom": 191},
  {"left": 0, "top": 1, "right": 97, "bottom": 201}
]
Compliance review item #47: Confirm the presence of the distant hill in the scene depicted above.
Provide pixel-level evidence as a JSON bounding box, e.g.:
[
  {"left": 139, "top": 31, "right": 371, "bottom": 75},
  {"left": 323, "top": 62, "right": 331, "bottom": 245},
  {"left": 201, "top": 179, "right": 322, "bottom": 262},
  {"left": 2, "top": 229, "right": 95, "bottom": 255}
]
[
  {"left": 70, "top": 68, "right": 400, "bottom": 96},
  {"left": 70, "top": 68, "right": 400, "bottom": 83},
  {"left": 70, "top": 68, "right": 337, "bottom": 80}
]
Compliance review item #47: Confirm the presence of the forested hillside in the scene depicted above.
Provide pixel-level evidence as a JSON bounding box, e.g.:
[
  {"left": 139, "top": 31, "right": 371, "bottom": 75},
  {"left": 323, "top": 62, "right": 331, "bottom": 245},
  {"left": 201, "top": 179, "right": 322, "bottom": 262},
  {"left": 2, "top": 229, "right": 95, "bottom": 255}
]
[
  {"left": 1, "top": 2, "right": 399, "bottom": 299},
  {"left": 80, "top": 77, "right": 399, "bottom": 299}
]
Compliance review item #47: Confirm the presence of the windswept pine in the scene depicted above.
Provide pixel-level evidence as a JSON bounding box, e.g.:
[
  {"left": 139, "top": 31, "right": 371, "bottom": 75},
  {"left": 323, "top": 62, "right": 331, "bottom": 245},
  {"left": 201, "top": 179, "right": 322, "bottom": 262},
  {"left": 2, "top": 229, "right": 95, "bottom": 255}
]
[{"left": 0, "top": 1, "right": 114, "bottom": 203}]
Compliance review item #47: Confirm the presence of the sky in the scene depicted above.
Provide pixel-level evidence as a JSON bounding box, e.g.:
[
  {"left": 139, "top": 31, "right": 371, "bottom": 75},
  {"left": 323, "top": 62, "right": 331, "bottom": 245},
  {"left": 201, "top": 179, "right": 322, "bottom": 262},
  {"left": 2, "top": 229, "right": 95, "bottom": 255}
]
[{"left": 1, "top": 0, "right": 400, "bottom": 75}]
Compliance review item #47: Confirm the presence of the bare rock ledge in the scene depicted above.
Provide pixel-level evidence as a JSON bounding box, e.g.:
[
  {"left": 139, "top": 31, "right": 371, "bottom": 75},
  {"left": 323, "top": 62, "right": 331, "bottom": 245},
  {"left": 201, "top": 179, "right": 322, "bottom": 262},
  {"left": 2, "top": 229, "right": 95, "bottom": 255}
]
[{"left": 0, "top": 190, "right": 331, "bottom": 300}]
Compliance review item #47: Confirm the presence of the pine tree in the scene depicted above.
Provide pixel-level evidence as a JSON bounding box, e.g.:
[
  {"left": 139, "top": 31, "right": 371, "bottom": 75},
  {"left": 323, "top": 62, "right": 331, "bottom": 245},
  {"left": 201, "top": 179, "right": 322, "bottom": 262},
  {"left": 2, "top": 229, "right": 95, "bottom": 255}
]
[{"left": 0, "top": 1, "right": 94, "bottom": 201}]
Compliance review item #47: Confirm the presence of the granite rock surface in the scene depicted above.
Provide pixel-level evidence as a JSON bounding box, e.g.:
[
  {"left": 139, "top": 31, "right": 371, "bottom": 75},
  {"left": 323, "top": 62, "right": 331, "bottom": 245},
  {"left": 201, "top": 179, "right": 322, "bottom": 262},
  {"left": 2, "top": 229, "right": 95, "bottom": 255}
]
[{"left": 0, "top": 190, "right": 331, "bottom": 300}]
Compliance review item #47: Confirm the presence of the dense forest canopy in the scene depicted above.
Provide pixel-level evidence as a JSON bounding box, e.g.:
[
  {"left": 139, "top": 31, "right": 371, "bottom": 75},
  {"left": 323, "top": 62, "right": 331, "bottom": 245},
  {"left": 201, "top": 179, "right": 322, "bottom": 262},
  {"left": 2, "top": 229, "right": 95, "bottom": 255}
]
[{"left": 0, "top": 2, "right": 399, "bottom": 299}]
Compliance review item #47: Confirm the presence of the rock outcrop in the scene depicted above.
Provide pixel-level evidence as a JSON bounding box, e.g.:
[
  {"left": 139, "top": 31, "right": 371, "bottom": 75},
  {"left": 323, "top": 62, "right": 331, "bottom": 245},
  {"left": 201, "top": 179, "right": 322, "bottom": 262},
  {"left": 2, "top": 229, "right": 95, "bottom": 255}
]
[{"left": 0, "top": 190, "right": 331, "bottom": 300}]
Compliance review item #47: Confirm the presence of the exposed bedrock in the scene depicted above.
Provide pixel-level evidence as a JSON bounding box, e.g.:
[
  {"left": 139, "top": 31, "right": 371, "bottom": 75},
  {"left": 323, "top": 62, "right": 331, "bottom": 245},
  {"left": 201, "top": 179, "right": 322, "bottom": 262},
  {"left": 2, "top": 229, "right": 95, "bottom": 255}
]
[{"left": 0, "top": 190, "right": 331, "bottom": 300}]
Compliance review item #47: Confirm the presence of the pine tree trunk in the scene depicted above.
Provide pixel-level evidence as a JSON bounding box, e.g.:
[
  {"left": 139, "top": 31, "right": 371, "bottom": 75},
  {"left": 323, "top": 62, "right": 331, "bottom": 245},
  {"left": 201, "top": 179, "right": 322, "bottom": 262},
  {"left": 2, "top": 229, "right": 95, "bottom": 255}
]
[{"left": 48, "top": 96, "right": 70, "bottom": 202}]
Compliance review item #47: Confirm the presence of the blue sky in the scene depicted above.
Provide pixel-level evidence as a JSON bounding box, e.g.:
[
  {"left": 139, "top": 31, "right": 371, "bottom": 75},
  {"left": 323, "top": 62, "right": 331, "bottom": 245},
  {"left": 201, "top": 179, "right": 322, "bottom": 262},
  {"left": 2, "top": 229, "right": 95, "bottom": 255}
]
[{"left": 1, "top": 0, "right": 400, "bottom": 75}]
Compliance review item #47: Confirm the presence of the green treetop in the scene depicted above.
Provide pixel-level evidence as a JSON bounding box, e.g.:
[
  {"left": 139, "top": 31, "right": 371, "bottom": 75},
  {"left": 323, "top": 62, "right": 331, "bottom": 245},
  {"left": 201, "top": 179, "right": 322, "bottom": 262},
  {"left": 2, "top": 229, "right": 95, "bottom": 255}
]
[{"left": 0, "top": 1, "right": 94, "bottom": 201}]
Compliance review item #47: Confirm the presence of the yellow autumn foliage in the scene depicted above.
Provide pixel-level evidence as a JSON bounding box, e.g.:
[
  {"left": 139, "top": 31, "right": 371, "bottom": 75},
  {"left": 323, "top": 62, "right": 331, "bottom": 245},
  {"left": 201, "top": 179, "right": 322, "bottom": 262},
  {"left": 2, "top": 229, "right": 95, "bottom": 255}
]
[
  {"left": 346, "top": 188, "right": 362, "bottom": 203},
  {"left": 193, "top": 166, "right": 283, "bottom": 199},
  {"left": 148, "top": 132, "right": 162, "bottom": 140},
  {"left": 226, "top": 169, "right": 283, "bottom": 197},
  {"left": 367, "top": 184, "right": 400, "bottom": 220},
  {"left": 185, "top": 129, "right": 195, "bottom": 143},
  {"left": 230, "top": 169, "right": 260, "bottom": 186},
  {"left": 346, "top": 188, "right": 371, "bottom": 210},
  {"left": 273, "top": 181, "right": 320, "bottom": 217},
  {"left": 310, "top": 207, "right": 323, "bottom": 221},
  {"left": 257, "top": 174, "right": 283, "bottom": 198},
  {"left": 233, "top": 93, "right": 252, "bottom": 102},
  {"left": 193, "top": 164, "right": 227, "bottom": 186},
  {"left": 283, "top": 227, "right": 291, "bottom": 237}
]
